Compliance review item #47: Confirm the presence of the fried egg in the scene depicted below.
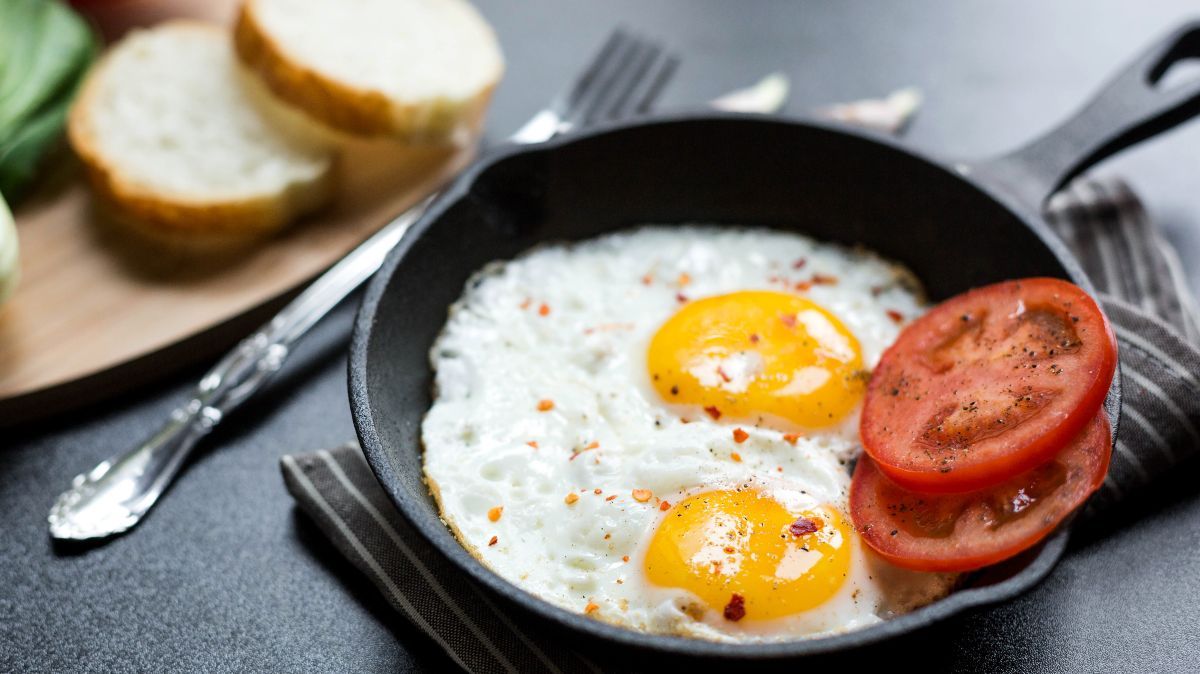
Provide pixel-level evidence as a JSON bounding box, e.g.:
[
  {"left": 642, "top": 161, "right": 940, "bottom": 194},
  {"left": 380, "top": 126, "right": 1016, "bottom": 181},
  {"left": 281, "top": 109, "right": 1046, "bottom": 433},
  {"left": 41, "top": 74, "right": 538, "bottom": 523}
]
[{"left": 422, "top": 226, "right": 956, "bottom": 642}]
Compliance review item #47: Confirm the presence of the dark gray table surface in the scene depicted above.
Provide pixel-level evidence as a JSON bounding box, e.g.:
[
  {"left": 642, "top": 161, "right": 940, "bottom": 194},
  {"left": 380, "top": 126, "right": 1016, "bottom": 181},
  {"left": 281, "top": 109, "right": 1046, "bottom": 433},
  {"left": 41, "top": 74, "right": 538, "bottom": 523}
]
[{"left": 4, "top": 2, "right": 1200, "bottom": 672}]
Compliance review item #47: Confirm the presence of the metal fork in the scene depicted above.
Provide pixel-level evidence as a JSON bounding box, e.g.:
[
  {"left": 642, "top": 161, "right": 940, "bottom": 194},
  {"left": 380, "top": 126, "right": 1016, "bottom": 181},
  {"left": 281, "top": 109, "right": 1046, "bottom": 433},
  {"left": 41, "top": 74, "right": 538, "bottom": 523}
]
[{"left": 48, "top": 30, "right": 679, "bottom": 542}]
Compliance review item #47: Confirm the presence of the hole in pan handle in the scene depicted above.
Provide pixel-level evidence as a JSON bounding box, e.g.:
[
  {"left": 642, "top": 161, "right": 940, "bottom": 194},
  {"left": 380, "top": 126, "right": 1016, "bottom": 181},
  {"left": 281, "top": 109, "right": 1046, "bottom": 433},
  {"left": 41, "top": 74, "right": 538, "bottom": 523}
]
[{"left": 965, "top": 20, "right": 1200, "bottom": 210}]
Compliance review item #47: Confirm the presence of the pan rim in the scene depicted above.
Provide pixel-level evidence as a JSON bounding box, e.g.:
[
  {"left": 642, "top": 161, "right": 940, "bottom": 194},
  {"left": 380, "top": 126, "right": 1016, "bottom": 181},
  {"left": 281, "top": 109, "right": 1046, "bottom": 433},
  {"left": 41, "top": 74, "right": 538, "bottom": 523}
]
[{"left": 349, "top": 112, "right": 1120, "bottom": 658}]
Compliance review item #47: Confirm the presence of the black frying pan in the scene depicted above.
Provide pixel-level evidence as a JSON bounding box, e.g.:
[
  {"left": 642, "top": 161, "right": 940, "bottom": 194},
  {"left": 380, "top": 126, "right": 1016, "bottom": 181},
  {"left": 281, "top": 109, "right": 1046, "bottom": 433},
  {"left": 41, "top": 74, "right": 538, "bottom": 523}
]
[{"left": 350, "top": 23, "right": 1200, "bottom": 660}]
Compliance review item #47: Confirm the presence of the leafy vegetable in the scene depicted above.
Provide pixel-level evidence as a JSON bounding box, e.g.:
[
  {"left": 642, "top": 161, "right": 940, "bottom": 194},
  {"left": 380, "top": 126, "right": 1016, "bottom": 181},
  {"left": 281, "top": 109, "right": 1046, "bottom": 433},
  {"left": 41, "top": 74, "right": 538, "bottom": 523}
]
[{"left": 0, "top": 0, "right": 97, "bottom": 203}]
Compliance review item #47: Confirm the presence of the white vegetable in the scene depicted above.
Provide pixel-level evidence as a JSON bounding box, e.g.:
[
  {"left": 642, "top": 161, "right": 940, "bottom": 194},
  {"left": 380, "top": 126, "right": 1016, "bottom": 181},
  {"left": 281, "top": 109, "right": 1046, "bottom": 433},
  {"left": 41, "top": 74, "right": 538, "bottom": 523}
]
[{"left": 0, "top": 191, "right": 17, "bottom": 304}]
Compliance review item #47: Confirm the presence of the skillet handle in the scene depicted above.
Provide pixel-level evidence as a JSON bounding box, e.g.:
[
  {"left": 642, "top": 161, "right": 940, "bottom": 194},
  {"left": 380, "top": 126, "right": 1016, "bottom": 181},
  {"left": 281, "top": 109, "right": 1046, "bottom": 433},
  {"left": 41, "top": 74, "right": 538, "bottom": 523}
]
[{"left": 967, "top": 21, "right": 1200, "bottom": 208}]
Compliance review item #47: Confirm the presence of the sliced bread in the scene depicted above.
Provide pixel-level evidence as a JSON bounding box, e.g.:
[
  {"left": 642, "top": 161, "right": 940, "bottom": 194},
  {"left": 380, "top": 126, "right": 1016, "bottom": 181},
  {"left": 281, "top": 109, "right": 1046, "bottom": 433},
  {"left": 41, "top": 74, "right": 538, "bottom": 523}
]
[
  {"left": 68, "top": 20, "right": 335, "bottom": 248},
  {"left": 234, "top": 0, "right": 503, "bottom": 143}
]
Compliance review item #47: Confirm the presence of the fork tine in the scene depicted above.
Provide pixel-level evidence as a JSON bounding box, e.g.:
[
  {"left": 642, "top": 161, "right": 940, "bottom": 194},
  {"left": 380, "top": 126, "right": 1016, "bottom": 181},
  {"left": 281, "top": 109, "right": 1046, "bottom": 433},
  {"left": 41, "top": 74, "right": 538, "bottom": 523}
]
[
  {"left": 561, "top": 31, "right": 647, "bottom": 126},
  {"left": 558, "top": 29, "right": 634, "bottom": 115},
  {"left": 616, "top": 50, "right": 679, "bottom": 119},
  {"left": 591, "top": 38, "right": 664, "bottom": 124}
]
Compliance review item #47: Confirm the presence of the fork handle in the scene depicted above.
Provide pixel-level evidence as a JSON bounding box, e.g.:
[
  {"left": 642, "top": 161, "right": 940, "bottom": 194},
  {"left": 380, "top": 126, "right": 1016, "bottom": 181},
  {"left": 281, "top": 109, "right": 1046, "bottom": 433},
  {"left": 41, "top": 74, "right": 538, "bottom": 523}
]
[{"left": 47, "top": 198, "right": 432, "bottom": 540}]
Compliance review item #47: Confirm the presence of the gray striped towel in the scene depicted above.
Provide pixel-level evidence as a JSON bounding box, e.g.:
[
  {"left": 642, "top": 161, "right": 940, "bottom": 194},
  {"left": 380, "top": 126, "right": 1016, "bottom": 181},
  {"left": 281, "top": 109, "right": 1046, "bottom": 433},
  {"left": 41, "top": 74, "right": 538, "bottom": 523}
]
[{"left": 281, "top": 175, "right": 1200, "bottom": 673}]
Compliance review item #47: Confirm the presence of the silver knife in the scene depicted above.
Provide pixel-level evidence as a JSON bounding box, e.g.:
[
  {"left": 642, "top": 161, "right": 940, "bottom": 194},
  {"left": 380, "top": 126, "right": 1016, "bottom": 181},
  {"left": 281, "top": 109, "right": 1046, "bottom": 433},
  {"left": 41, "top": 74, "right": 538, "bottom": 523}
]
[{"left": 47, "top": 75, "right": 793, "bottom": 542}]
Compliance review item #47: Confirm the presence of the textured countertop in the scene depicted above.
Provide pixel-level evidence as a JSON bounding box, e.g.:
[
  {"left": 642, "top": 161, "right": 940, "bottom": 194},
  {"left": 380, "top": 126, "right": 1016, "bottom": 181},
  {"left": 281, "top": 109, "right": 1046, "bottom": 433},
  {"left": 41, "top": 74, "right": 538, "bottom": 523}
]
[{"left": 3, "top": 2, "right": 1199, "bottom": 671}]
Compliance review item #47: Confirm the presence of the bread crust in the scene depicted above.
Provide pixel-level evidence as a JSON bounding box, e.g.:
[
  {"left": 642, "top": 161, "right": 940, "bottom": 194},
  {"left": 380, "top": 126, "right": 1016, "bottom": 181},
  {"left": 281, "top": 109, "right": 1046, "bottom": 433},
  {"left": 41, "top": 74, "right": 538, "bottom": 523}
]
[
  {"left": 233, "top": 1, "right": 499, "bottom": 143},
  {"left": 67, "top": 20, "right": 334, "bottom": 249}
]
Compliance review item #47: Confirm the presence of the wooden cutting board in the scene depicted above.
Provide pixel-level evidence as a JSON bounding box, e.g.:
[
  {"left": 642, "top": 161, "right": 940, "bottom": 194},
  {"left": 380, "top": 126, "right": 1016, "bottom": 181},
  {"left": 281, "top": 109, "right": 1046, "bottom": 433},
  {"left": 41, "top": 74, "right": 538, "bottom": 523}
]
[{"left": 0, "top": 0, "right": 473, "bottom": 424}]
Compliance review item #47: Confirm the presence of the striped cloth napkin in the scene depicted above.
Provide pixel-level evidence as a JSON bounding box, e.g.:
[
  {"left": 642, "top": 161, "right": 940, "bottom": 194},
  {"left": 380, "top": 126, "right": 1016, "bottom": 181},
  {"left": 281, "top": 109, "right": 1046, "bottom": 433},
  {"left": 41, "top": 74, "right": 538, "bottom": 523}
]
[{"left": 281, "top": 175, "right": 1200, "bottom": 673}]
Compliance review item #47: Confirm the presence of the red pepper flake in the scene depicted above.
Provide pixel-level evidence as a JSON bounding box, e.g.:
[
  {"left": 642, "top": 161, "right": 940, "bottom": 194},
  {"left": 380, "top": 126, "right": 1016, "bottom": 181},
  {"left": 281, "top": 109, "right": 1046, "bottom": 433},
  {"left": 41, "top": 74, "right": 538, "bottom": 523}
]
[
  {"left": 789, "top": 517, "right": 823, "bottom": 537},
  {"left": 584, "top": 602, "right": 600, "bottom": 615},
  {"left": 723, "top": 593, "right": 746, "bottom": 622},
  {"left": 794, "top": 280, "right": 813, "bottom": 291},
  {"left": 776, "top": 466, "right": 784, "bottom": 472},
  {"left": 586, "top": 441, "right": 600, "bottom": 450},
  {"left": 537, "top": 399, "right": 555, "bottom": 412},
  {"left": 780, "top": 313, "right": 796, "bottom": 328},
  {"left": 659, "top": 500, "right": 672, "bottom": 511},
  {"left": 488, "top": 535, "right": 498, "bottom": 546},
  {"left": 716, "top": 365, "right": 732, "bottom": 383},
  {"left": 564, "top": 493, "right": 579, "bottom": 505},
  {"left": 792, "top": 258, "right": 808, "bottom": 270},
  {"left": 730, "top": 452, "right": 742, "bottom": 463},
  {"left": 526, "top": 441, "right": 539, "bottom": 449},
  {"left": 677, "top": 272, "right": 692, "bottom": 287},
  {"left": 632, "top": 489, "right": 653, "bottom": 503},
  {"left": 749, "top": 333, "right": 760, "bottom": 344},
  {"left": 811, "top": 273, "right": 838, "bottom": 285},
  {"left": 604, "top": 533, "right": 612, "bottom": 540},
  {"left": 519, "top": 298, "right": 532, "bottom": 309},
  {"left": 782, "top": 433, "right": 800, "bottom": 445},
  {"left": 642, "top": 273, "right": 654, "bottom": 285},
  {"left": 703, "top": 405, "right": 722, "bottom": 420},
  {"left": 487, "top": 506, "right": 503, "bottom": 522},
  {"left": 593, "top": 488, "right": 603, "bottom": 495},
  {"left": 676, "top": 293, "right": 688, "bottom": 303},
  {"left": 622, "top": 555, "right": 630, "bottom": 562},
  {"left": 538, "top": 303, "right": 551, "bottom": 316},
  {"left": 886, "top": 309, "right": 904, "bottom": 324},
  {"left": 732, "top": 428, "right": 749, "bottom": 444},
  {"left": 606, "top": 495, "right": 617, "bottom": 502}
]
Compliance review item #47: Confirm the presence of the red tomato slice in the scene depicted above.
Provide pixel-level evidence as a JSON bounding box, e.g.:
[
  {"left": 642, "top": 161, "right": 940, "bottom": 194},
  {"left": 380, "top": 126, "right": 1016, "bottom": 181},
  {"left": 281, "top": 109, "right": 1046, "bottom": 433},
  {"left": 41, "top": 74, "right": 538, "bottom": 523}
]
[
  {"left": 850, "top": 411, "right": 1111, "bottom": 572},
  {"left": 861, "top": 278, "right": 1117, "bottom": 493}
]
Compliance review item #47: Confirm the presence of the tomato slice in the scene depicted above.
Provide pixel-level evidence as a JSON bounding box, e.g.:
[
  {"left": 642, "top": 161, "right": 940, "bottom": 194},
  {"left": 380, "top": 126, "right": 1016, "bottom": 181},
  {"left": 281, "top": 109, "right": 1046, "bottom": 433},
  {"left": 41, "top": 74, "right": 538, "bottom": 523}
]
[
  {"left": 850, "top": 411, "right": 1111, "bottom": 572},
  {"left": 861, "top": 278, "right": 1117, "bottom": 493}
]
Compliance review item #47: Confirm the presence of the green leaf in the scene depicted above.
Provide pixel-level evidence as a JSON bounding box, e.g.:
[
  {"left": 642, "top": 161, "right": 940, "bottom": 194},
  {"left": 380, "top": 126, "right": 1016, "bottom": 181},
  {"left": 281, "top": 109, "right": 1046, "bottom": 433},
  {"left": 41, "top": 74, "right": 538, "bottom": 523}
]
[{"left": 0, "top": 0, "right": 97, "bottom": 203}]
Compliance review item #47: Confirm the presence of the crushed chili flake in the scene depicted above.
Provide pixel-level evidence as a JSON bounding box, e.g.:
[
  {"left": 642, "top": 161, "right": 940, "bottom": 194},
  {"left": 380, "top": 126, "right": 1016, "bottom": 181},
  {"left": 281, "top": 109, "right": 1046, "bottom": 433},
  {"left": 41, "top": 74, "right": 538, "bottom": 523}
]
[
  {"left": 749, "top": 333, "right": 760, "bottom": 344},
  {"left": 584, "top": 602, "right": 600, "bottom": 615},
  {"left": 789, "top": 516, "right": 823, "bottom": 537},
  {"left": 886, "top": 309, "right": 904, "bottom": 324},
  {"left": 519, "top": 298, "right": 532, "bottom": 309},
  {"left": 536, "top": 399, "right": 555, "bottom": 411},
  {"left": 622, "top": 555, "right": 630, "bottom": 562},
  {"left": 642, "top": 273, "right": 654, "bottom": 285},
  {"left": 677, "top": 272, "right": 692, "bottom": 287},
  {"left": 564, "top": 493, "right": 580, "bottom": 505},
  {"left": 488, "top": 535, "right": 498, "bottom": 546},
  {"left": 526, "top": 441, "right": 539, "bottom": 449},
  {"left": 732, "top": 428, "right": 749, "bottom": 444},
  {"left": 593, "top": 488, "right": 603, "bottom": 495},
  {"left": 703, "top": 405, "right": 722, "bottom": 420},
  {"left": 782, "top": 433, "right": 800, "bottom": 445},
  {"left": 606, "top": 495, "right": 617, "bottom": 501},
  {"left": 776, "top": 466, "right": 784, "bottom": 472},
  {"left": 779, "top": 313, "right": 797, "bottom": 328},
  {"left": 811, "top": 273, "right": 838, "bottom": 285},
  {"left": 659, "top": 500, "right": 671, "bottom": 511},
  {"left": 794, "top": 281, "right": 813, "bottom": 291},
  {"left": 632, "top": 489, "right": 653, "bottom": 502},
  {"left": 716, "top": 365, "right": 732, "bottom": 383},
  {"left": 487, "top": 506, "right": 503, "bottom": 522},
  {"left": 586, "top": 441, "right": 600, "bottom": 450},
  {"left": 538, "top": 303, "right": 551, "bottom": 316},
  {"left": 730, "top": 452, "right": 742, "bottom": 463},
  {"left": 792, "top": 258, "right": 808, "bottom": 270},
  {"left": 676, "top": 293, "right": 688, "bottom": 303},
  {"left": 723, "top": 593, "right": 746, "bottom": 622}
]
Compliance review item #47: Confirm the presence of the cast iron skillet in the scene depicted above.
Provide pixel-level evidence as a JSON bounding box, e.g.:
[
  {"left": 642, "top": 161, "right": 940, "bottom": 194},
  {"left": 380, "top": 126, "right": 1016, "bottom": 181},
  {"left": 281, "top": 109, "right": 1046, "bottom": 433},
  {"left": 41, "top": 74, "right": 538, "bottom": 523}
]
[{"left": 351, "top": 23, "right": 1200, "bottom": 659}]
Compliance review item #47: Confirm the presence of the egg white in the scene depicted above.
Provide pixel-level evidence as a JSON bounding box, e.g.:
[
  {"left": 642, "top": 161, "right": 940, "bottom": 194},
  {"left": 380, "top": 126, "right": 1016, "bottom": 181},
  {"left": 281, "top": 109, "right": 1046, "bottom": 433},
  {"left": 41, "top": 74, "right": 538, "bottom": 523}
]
[{"left": 421, "top": 226, "right": 955, "bottom": 642}]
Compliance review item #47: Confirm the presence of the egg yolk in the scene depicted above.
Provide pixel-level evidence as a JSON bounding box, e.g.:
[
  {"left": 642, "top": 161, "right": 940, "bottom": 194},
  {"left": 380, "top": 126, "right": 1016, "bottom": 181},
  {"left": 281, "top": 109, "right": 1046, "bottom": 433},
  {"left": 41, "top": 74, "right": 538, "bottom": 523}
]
[
  {"left": 645, "top": 490, "right": 851, "bottom": 620},
  {"left": 648, "top": 291, "right": 865, "bottom": 428}
]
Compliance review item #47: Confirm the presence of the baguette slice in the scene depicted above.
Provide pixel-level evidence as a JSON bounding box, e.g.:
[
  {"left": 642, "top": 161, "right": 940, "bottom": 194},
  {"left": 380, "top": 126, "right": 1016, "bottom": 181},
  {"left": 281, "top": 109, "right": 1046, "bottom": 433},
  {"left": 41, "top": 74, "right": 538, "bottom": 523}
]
[
  {"left": 234, "top": 0, "right": 503, "bottom": 143},
  {"left": 68, "top": 21, "right": 335, "bottom": 249}
]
